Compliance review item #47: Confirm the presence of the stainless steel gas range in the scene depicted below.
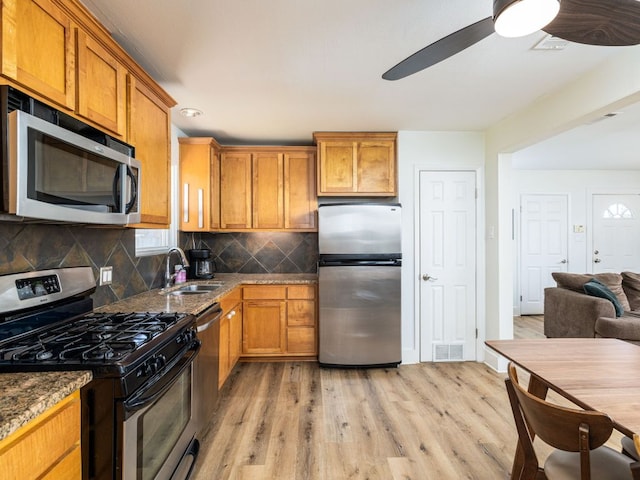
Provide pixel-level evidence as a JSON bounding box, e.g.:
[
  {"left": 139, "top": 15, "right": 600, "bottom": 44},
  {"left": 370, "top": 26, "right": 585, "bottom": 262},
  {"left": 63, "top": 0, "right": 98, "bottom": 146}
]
[{"left": 0, "top": 267, "right": 200, "bottom": 480}]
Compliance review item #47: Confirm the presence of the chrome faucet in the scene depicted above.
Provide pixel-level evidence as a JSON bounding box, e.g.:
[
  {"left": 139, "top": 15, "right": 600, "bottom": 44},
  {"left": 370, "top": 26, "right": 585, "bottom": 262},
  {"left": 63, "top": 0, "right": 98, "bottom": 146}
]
[{"left": 164, "top": 247, "right": 190, "bottom": 289}]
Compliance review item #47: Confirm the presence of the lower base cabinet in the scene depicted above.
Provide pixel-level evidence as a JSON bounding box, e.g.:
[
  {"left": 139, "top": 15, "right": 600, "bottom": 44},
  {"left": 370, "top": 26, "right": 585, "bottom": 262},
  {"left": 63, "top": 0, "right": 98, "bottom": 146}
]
[
  {"left": 242, "top": 284, "right": 317, "bottom": 359},
  {"left": 0, "top": 391, "right": 81, "bottom": 480},
  {"left": 219, "top": 288, "right": 242, "bottom": 389}
]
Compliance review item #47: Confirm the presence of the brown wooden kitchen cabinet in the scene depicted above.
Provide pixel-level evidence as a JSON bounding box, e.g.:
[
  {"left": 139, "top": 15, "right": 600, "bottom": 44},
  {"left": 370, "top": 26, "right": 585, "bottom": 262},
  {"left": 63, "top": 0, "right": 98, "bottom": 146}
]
[
  {"left": 1, "top": 0, "right": 76, "bottom": 110},
  {"left": 242, "top": 284, "right": 317, "bottom": 359},
  {"left": 220, "top": 150, "right": 253, "bottom": 230},
  {"left": 128, "top": 77, "right": 174, "bottom": 227},
  {"left": 76, "top": 28, "right": 127, "bottom": 138},
  {"left": 0, "top": 390, "right": 81, "bottom": 479},
  {"left": 314, "top": 132, "right": 397, "bottom": 196},
  {"left": 179, "top": 137, "right": 222, "bottom": 231},
  {"left": 189, "top": 144, "right": 318, "bottom": 231},
  {"left": 218, "top": 288, "right": 242, "bottom": 389}
]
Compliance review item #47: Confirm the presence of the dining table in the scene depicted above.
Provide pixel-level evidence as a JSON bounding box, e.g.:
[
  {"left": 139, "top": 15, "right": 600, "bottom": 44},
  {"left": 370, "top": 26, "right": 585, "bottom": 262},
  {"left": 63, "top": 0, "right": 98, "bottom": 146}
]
[{"left": 486, "top": 338, "right": 640, "bottom": 476}]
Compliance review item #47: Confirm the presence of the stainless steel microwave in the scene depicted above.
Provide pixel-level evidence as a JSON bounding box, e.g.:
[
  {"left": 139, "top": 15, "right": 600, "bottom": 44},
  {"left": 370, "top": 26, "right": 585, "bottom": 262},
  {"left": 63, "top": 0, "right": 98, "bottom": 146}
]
[{"left": 8, "top": 110, "right": 140, "bottom": 224}]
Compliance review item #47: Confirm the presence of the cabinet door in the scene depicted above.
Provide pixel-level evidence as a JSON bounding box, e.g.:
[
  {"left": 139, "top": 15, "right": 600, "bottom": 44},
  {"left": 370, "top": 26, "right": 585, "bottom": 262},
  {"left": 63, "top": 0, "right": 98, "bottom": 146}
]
[
  {"left": 252, "top": 152, "right": 284, "bottom": 229},
  {"left": 317, "top": 141, "right": 356, "bottom": 194},
  {"left": 128, "top": 77, "right": 171, "bottom": 226},
  {"left": 357, "top": 141, "right": 396, "bottom": 195},
  {"left": 242, "top": 300, "right": 286, "bottom": 354},
  {"left": 230, "top": 303, "right": 243, "bottom": 366},
  {"left": 179, "top": 139, "right": 213, "bottom": 231},
  {"left": 1, "top": 0, "right": 75, "bottom": 109},
  {"left": 284, "top": 151, "right": 317, "bottom": 230},
  {"left": 220, "top": 152, "right": 252, "bottom": 229},
  {"left": 218, "top": 315, "right": 230, "bottom": 389},
  {"left": 76, "top": 29, "right": 127, "bottom": 137}
]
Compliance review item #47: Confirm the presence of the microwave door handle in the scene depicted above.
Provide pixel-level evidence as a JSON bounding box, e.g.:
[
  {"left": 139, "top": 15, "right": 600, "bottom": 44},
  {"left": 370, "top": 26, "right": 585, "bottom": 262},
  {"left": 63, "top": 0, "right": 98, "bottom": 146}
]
[
  {"left": 112, "top": 166, "right": 122, "bottom": 213},
  {"left": 125, "top": 166, "right": 137, "bottom": 214}
]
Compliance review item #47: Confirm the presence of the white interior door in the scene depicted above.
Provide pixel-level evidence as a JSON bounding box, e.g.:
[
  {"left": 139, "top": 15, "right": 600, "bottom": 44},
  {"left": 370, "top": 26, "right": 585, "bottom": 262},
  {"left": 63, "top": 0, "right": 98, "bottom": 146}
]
[
  {"left": 592, "top": 194, "right": 640, "bottom": 273},
  {"left": 418, "top": 170, "right": 476, "bottom": 362},
  {"left": 519, "top": 194, "right": 568, "bottom": 315}
]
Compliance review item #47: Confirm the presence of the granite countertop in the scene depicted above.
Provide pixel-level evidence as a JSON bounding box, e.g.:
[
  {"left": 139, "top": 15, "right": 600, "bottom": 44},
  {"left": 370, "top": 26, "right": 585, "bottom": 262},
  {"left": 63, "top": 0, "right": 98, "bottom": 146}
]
[
  {"left": 0, "top": 370, "right": 92, "bottom": 442},
  {"left": 95, "top": 273, "right": 318, "bottom": 316}
]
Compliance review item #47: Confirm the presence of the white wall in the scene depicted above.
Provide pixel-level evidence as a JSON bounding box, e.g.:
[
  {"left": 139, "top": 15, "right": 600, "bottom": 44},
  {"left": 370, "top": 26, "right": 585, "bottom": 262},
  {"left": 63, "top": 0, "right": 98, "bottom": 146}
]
[
  {"left": 397, "top": 131, "right": 485, "bottom": 364},
  {"left": 511, "top": 169, "right": 640, "bottom": 311}
]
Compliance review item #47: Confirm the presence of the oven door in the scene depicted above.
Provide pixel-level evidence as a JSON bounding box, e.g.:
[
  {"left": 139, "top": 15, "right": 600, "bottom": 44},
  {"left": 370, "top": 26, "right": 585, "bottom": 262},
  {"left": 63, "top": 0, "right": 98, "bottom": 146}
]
[{"left": 122, "top": 342, "right": 200, "bottom": 480}]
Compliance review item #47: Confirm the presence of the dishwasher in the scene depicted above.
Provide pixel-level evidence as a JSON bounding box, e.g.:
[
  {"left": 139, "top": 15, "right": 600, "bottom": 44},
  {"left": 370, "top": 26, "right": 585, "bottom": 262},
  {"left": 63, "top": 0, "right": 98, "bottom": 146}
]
[{"left": 194, "top": 302, "right": 223, "bottom": 436}]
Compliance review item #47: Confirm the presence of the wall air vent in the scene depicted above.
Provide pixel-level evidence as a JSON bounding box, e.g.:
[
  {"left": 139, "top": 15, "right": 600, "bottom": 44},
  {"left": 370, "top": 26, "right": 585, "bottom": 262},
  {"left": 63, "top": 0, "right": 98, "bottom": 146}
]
[
  {"left": 532, "top": 34, "right": 569, "bottom": 51},
  {"left": 434, "top": 343, "right": 464, "bottom": 362}
]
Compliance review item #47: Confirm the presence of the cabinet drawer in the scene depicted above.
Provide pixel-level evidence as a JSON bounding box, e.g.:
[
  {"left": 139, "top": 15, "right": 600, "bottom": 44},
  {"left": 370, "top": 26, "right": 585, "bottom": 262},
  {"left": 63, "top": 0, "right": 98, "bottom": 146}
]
[
  {"left": 287, "top": 300, "right": 315, "bottom": 326},
  {"left": 287, "top": 327, "right": 316, "bottom": 354},
  {"left": 287, "top": 285, "right": 316, "bottom": 300},
  {"left": 219, "top": 287, "right": 242, "bottom": 312},
  {"left": 0, "top": 391, "right": 80, "bottom": 480},
  {"left": 243, "top": 285, "right": 286, "bottom": 300}
]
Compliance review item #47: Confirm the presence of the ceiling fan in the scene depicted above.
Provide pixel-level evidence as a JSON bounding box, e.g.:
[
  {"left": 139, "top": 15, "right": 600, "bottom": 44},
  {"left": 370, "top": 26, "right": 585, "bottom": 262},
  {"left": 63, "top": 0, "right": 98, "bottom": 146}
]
[{"left": 382, "top": 0, "right": 640, "bottom": 81}]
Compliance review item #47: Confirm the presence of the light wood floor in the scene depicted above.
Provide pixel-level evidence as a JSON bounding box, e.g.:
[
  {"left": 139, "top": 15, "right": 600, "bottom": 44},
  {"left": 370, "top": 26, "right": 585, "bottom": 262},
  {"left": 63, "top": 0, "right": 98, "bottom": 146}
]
[{"left": 193, "top": 315, "right": 620, "bottom": 479}]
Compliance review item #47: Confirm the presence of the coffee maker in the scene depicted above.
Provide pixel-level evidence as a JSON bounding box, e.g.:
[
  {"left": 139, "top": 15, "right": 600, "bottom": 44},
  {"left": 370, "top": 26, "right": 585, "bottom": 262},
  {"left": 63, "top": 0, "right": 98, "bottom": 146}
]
[{"left": 187, "top": 249, "right": 215, "bottom": 279}]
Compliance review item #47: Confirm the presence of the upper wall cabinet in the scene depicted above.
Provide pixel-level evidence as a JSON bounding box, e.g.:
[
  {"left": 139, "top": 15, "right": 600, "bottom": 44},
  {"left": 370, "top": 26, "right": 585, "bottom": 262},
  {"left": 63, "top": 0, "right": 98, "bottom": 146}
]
[
  {"left": 76, "top": 29, "right": 127, "bottom": 137},
  {"left": 313, "top": 132, "right": 397, "bottom": 196},
  {"left": 1, "top": 0, "right": 177, "bottom": 227},
  {"left": 180, "top": 143, "right": 317, "bottom": 232},
  {"left": 179, "top": 137, "right": 221, "bottom": 232},
  {"left": 129, "top": 78, "right": 173, "bottom": 227},
  {"left": 1, "top": 0, "right": 76, "bottom": 110}
]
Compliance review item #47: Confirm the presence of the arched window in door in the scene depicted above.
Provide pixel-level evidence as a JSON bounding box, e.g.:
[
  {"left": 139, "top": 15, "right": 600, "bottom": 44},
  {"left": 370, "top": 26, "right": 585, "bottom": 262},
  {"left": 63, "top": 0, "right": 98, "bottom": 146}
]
[{"left": 603, "top": 203, "right": 633, "bottom": 219}]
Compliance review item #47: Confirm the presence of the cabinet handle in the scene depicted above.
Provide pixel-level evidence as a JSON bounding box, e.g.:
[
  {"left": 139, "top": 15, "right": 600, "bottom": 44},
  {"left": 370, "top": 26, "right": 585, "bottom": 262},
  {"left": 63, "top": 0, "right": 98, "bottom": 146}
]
[
  {"left": 183, "top": 183, "right": 189, "bottom": 223},
  {"left": 198, "top": 189, "right": 204, "bottom": 229}
]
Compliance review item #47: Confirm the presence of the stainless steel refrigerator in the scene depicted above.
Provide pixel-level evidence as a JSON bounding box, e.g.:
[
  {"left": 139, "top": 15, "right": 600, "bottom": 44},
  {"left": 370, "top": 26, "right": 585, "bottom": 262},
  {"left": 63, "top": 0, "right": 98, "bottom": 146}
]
[{"left": 318, "top": 203, "right": 402, "bottom": 367}]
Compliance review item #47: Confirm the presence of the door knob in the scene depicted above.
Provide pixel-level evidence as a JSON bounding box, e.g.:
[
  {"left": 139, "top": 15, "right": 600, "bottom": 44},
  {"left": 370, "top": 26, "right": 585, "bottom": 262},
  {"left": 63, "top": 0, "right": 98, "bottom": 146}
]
[
  {"left": 594, "top": 258, "right": 601, "bottom": 263},
  {"left": 560, "top": 259, "right": 567, "bottom": 264},
  {"left": 594, "top": 250, "right": 599, "bottom": 255},
  {"left": 422, "top": 274, "right": 438, "bottom": 281}
]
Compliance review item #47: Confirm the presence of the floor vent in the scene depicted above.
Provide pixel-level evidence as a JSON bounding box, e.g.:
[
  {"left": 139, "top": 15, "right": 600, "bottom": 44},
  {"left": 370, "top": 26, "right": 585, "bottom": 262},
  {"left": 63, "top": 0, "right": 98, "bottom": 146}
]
[{"left": 434, "top": 344, "right": 464, "bottom": 362}]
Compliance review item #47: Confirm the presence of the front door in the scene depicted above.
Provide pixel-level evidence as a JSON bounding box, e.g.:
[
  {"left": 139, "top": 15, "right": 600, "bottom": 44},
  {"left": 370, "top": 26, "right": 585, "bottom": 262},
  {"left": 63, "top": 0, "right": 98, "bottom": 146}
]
[
  {"left": 519, "top": 194, "right": 569, "bottom": 315},
  {"left": 592, "top": 194, "right": 640, "bottom": 273},
  {"left": 418, "top": 170, "right": 476, "bottom": 362}
]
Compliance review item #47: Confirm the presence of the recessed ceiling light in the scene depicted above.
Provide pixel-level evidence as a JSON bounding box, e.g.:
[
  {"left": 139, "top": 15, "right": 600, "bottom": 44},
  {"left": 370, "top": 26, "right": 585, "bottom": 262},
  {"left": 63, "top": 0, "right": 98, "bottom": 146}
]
[{"left": 180, "top": 107, "right": 203, "bottom": 118}]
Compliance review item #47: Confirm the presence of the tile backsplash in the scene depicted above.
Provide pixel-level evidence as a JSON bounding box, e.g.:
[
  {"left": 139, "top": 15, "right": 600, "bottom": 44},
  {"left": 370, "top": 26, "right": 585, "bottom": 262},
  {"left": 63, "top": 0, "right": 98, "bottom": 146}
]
[
  {"left": 0, "top": 223, "right": 318, "bottom": 308},
  {"left": 181, "top": 231, "right": 318, "bottom": 275}
]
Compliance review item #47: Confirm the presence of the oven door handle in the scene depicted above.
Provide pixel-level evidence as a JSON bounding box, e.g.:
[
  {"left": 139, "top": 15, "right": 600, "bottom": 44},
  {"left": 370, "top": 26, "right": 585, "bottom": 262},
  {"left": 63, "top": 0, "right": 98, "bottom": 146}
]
[{"left": 124, "top": 341, "right": 200, "bottom": 413}]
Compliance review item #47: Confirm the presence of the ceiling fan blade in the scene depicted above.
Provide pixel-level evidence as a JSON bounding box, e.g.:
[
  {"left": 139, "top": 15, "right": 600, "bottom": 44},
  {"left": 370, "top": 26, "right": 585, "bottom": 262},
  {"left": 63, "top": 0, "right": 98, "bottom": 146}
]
[
  {"left": 382, "top": 16, "right": 494, "bottom": 81},
  {"left": 543, "top": 0, "right": 640, "bottom": 46}
]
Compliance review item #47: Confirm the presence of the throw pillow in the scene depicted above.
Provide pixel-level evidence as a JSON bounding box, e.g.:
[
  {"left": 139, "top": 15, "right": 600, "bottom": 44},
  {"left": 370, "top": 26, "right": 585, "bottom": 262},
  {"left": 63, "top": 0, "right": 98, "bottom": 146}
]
[
  {"left": 583, "top": 279, "right": 624, "bottom": 317},
  {"left": 622, "top": 271, "right": 640, "bottom": 311},
  {"left": 593, "top": 273, "right": 631, "bottom": 311}
]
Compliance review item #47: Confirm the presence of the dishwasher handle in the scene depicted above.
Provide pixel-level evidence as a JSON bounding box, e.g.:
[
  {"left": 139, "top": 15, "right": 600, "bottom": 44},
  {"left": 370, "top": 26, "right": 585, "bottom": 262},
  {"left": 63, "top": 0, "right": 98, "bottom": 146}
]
[{"left": 196, "top": 303, "right": 222, "bottom": 333}]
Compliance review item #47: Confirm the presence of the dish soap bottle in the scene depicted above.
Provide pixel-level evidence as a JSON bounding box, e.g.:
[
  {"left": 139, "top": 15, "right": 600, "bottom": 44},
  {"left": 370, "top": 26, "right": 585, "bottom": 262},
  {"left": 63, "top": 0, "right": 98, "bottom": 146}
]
[{"left": 175, "top": 265, "right": 186, "bottom": 284}]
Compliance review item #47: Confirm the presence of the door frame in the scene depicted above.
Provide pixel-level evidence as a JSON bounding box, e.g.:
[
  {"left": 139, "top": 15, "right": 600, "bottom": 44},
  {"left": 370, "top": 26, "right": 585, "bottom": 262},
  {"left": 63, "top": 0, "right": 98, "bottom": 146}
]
[
  {"left": 586, "top": 188, "right": 640, "bottom": 274},
  {"left": 413, "top": 167, "right": 485, "bottom": 362}
]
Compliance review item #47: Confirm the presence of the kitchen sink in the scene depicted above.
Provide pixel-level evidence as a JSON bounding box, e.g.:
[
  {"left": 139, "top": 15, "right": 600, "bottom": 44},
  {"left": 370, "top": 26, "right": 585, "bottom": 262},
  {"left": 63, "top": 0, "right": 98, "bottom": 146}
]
[
  {"left": 178, "top": 283, "right": 224, "bottom": 292},
  {"left": 163, "top": 283, "right": 225, "bottom": 296}
]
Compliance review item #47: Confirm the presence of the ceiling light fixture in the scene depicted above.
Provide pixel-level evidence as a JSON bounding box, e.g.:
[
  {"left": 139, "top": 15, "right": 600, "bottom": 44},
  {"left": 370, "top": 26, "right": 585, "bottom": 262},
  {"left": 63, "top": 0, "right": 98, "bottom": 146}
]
[
  {"left": 179, "top": 107, "right": 203, "bottom": 118},
  {"left": 493, "top": 0, "right": 560, "bottom": 38}
]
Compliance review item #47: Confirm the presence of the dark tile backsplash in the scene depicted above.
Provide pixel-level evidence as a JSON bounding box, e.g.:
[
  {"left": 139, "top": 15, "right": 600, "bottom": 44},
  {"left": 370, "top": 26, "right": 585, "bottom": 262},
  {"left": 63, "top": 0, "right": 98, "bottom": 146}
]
[
  {"left": 180, "top": 231, "right": 318, "bottom": 275},
  {"left": 0, "top": 223, "right": 318, "bottom": 309},
  {"left": 0, "top": 223, "right": 165, "bottom": 308}
]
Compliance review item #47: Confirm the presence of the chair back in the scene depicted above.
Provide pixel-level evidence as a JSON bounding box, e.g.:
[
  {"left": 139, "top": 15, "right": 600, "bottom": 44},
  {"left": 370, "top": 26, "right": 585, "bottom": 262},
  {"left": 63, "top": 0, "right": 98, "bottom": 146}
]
[{"left": 506, "top": 363, "right": 614, "bottom": 452}]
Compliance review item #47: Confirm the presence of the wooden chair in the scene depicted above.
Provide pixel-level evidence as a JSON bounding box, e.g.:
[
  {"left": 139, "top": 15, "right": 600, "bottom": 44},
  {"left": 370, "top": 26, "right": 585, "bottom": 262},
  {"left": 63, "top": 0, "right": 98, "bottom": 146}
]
[{"left": 505, "top": 362, "right": 635, "bottom": 480}]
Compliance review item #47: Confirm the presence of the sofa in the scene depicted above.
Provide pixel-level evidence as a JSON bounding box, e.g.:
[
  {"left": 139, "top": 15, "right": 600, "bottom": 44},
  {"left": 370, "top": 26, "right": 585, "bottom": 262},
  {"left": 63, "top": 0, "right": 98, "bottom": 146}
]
[{"left": 544, "top": 271, "right": 640, "bottom": 345}]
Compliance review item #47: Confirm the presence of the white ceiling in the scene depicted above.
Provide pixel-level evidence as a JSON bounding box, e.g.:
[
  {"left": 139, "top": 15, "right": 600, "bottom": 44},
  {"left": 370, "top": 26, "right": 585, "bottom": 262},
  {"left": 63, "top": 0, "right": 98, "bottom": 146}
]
[{"left": 80, "top": 0, "right": 640, "bottom": 168}]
